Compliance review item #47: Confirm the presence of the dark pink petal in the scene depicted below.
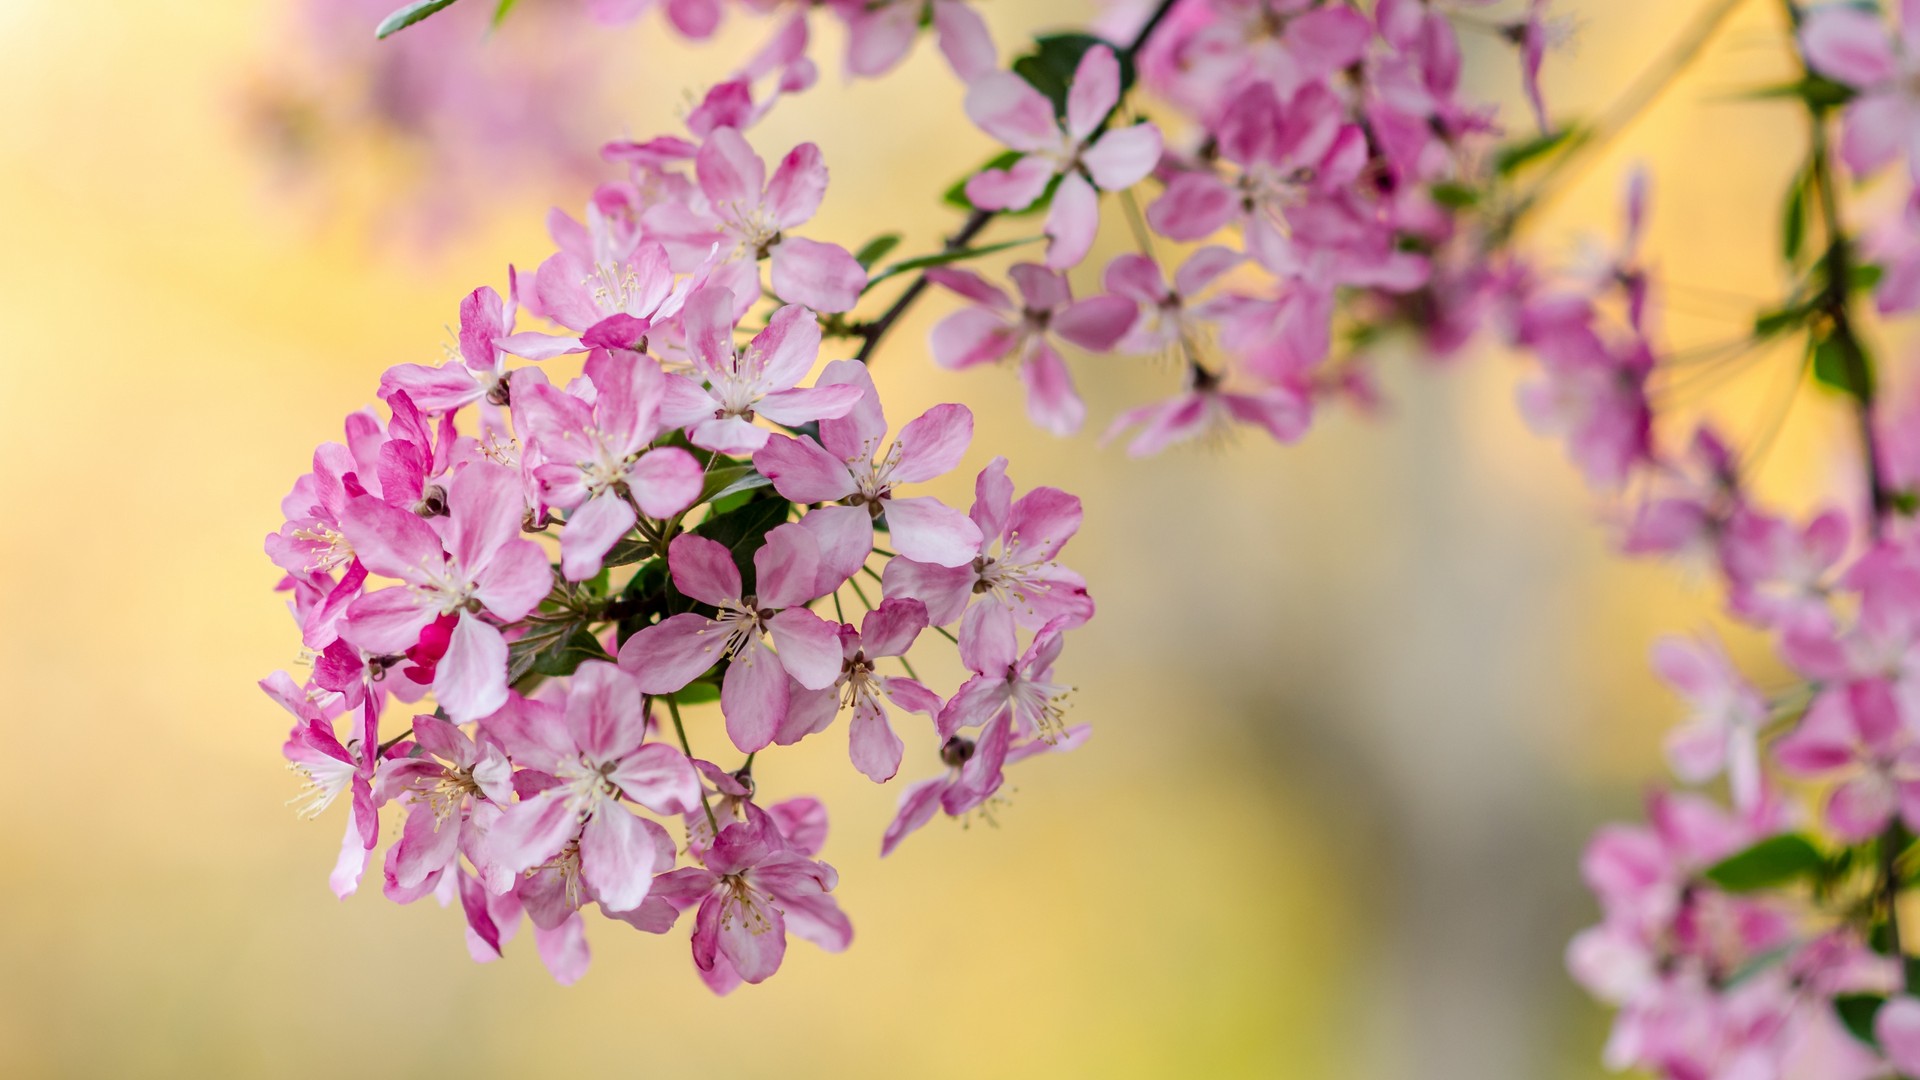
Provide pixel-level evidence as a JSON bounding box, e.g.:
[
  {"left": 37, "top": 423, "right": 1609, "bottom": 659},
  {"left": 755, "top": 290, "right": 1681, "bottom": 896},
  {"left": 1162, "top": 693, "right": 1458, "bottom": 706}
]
[
  {"left": 667, "top": 532, "right": 744, "bottom": 606},
  {"left": 1147, "top": 172, "right": 1237, "bottom": 241},
  {"left": 697, "top": 127, "right": 768, "bottom": 211},
  {"left": 1054, "top": 294, "right": 1138, "bottom": 352},
  {"left": 1103, "top": 253, "right": 1166, "bottom": 304},
  {"left": 880, "top": 776, "right": 948, "bottom": 856},
  {"left": 891, "top": 403, "right": 974, "bottom": 483},
  {"left": 477, "top": 693, "right": 572, "bottom": 773},
  {"left": 1083, "top": 123, "right": 1163, "bottom": 191},
  {"left": 611, "top": 743, "right": 702, "bottom": 815},
  {"left": 1175, "top": 246, "right": 1243, "bottom": 295},
  {"left": 458, "top": 870, "right": 502, "bottom": 956},
  {"left": 884, "top": 495, "right": 985, "bottom": 567},
  {"left": 776, "top": 883, "right": 853, "bottom": 954},
  {"left": 881, "top": 556, "right": 973, "bottom": 626},
  {"left": 619, "top": 612, "right": 725, "bottom": 693},
  {"left": 754, "top": 434, "right": 859, "bottom": 503},
  {"left": 411, "top": 712, "right": 473, "bottom": 766},
  {"left": 766, "top": 143, "right": 828, "bottom": 230},
  {"left": 490, "top": 789, "right": 578, "bottom": 875},
  {"left": 878, "top": 676, "right": 942, "bottom": 718},
  {"left": 937, "top": 674, "right": 1011, "bottom": 739},
  {"left": 849, "top": 698, "right": 905, "bottom": 782},
  {"left": 473, "top": 539, "right": 551, "bottom": 622},
  {"left": 969, "top": 456, "right": 1013, "bottom": 545},
  {"left": 964, "top": 72, "right": 1061, "bottom": 152},
  {"left": 380, "top": 363, "right": 481, "bottom": 413},
  {"left": 722, "top": 636, "right": 788, "bottom": 752},
  {"left": 436, "top": 613, "right": 510, "bottom": 724},
  {"left": 1005, "top": 485, "right": 1082, "bottom": 564},
  {"left": 630, "top": 447, "right": 704, "bottom": 519},
  {"left": 963, "top": 154, "right": 1057, "bottom": 212},
  {"left": 768, "top": 608, "right": 844, "bottom": 690},
  {"left": 861, "top": 597, "right": 928, "bottom": 657},
  {"left": 771, "top": 237, "right": 867, "bottom": 313},
  {"left": 1043, "top": 171, "right": 1100, "bottom": 269}
]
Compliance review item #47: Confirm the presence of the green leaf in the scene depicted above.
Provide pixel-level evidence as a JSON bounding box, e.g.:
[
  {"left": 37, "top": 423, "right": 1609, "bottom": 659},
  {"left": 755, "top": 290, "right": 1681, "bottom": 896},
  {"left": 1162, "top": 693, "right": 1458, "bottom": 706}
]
[
  {"left": 671, "top": 682, "right": 721, "bottom": 706},
  {"left": 1429, "top": 181, "right": 1479, "bottom": 209},
  {"left": 601, "top": 537, "right": 657, "bottom": 569},
  {"left": 375, "top": 0, "right": 465, "bottom": 38},
  {"left": 944, "top": 150, "right": 1023, "bottom": 211},
  {"left": 1701, "top": 833, "right": 1824, "bottom": 892},
  {"left": 1734, "top": 75, "right": 1856, "bottom": 110},
  {"left": 853, "top": 234, "right": 903, "bottom": 269},
  {"left": 507, "top": 619, "right": 607, "bottom": 685},
  {"left": 1834, "top": 993, "right": 1886, "bottom": 1048},
  {"left": 1753, "top": 301, "right": 1813, "bottom": 337},
  {"left": 701, "top": 464, "right": 771, "bottom": 505},
  {"left": 1854, "top": 263, "right": 1885, "bottom": 292},
  {"left": 693, "top": 494, "right": 792, "bottom": 594},
  {"left": 491, "top": 0, "right": 517, "bottom": 28},
  {"left": 1011, "top": 33, "right": 1132, "bottom": 121},
  {"left": 864, "top": 236, "right": 1046, "bottom": 291},
  {"left": 1782, "top": 167, "right": 1807, "bottom": 262},
  {"left": 1812, "top": 332, "right": 1875, "bottom": 402},
  {"left": 1494, "top": 128, "right": 1574, "bottom": 176}
]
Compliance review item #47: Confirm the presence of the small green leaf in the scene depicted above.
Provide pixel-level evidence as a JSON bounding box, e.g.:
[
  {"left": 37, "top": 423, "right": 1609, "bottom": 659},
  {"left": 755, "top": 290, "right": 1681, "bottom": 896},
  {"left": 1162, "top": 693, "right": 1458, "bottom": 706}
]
[
  {"left": 1734, "top": 75, "right": 1856, "bottom": 110},
  {"left": 508, "top": 619, "right": 606, "bottom": 685},
  {"left": 1494, "top": 128, "right": 1575, "bottom": 175},
  {"left": 491, "top": 0, "right": 517, "bottom": 28},
  {"left": 1701, "top": 833, "right": 1824, "bottom": 892},
  {"left": 864, "top": 236, "right": 1046, "bottom": 291},
  {"left": 1812, "top": 332, "right": 1875, "bottom": 402},
  {"left": 700, "top": 464, "right": 771, "bottom": 505},
  {"left": 1429, "top": 181, "right": 1479, "bottom": 209},
  {"left": 1753, "top": 301, "right": 1812, "bottom": 337},
  {"left": 853, "top": 234, "right": 903, "bottom": 269},
  {"left": 1834, "top": 993, "right": 1886, "bottom": 1048},
  {"left": 1854, "top": 263, "right": 1885, "bottom": 292},
  {"left": 376, "top": 0, "right": 465, "bottom": 38}
]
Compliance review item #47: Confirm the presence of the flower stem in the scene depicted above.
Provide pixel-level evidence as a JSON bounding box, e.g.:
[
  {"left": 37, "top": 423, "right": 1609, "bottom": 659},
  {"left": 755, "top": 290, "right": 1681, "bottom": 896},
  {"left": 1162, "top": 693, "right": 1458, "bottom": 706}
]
[{"left": 662, "top": 694, "right": 719, "bottom": 837}]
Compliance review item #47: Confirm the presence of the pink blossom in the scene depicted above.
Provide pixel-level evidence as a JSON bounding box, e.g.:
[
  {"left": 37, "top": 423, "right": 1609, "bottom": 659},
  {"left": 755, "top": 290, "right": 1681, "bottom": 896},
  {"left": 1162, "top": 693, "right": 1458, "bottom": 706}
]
[
  {"left": 926, "top": 264, "right": 1135, "bottom": 436},
  {"left": 940, "top": 610, "right": 1073, "bottom": 742},
  {"left": 880, "top": 716, "right": 1090, "bottom": 856},
  {"left": 882, "top": 456, "right": 1093, "bottom": 631},
  {"left": 1103, "top": 367, "right": 1311, "bottom": 456},
  {"left": 1103, "top": 246, "right": 1244, "bottom": 358},
  {"left": 649, "top": 806, "right": 851, "bottom": 990},
  {"left": 1774, "top": 680, "right": 1920, "bottom": 841},
  {"left": 643, "top": 127, "right": 867, "bottom": 312},
  {"left": 512, "top": 351, "right": 704, "bottom": 581},
  {"left": 1800, "top": 1, "right": 1920, "bottom": 178},
  {"left": 752, "top": 359, "right": 983, "bottom": 569},
  {"left": 837, "top": 0, "right": 996, "bottom": 81},
  {"left": 618, "top": 527, "right": 844, "bottom": 752},
  {"left": 489, "top": 662, "right": 700, "bottom": 914},
  {"left": 338, "top": 462, "right": 551, "bottom": 722},
  {"left": 1650, "top": 635, "right": 1768, "bottom": 810},
  {"left": 373, "top": 712, "right": 514, "bottom": 906},
  {"left": 380, "top": 282, "right": 523, "bottom": 414},
  {"left": 962, "top": 45, "right": 1164, "bottom": 268},
  {"left": 780, "top": 597, "right": 942, "bottom": 782},
  {"left": 655, "top": 284, "right": 864, "bottom": 452},
  {"left": 263, "top": 673, "right": 382, "bottom": 898}
]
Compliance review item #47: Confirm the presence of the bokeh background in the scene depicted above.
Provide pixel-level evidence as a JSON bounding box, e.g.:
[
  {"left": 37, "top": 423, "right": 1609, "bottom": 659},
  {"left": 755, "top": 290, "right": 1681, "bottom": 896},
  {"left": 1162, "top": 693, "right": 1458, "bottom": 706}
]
[{"left": 0, "top": 0, "right": 1870, "bottom": 1075}]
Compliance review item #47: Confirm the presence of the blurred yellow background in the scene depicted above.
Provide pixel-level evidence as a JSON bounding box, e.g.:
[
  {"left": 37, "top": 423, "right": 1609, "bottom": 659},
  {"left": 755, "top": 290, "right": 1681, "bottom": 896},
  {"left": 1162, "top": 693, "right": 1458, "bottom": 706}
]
[{"left": 0, "top": 0, "right": 1870, "bottom": 1076}]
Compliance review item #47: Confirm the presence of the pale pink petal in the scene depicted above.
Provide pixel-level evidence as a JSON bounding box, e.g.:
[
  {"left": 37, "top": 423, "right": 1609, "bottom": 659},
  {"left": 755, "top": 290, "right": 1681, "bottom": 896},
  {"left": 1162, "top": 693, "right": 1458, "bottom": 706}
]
[
  {"left": 1054, "top": 294, "right": 1138, "bottom": 351},
  {"left": 436, "top": 613, "right": 511, "bottom": 724},
  {"left": 1083, "top": 123, "right": 1163, "bottom": 191},
  {"left": 890, "top": 403, "right": 974, "bottom": 483},
  {"left": 880, "top": 777, "right": 947, "bottom": 855},
  {"left": 1174, "top": 246, "right": 1244, "bottom": 295},
  {"left": 1019, "top": 340, "right": 1086, "bottom": 436},
  {"left": 619, "top": 612, "right": 725, "bottom": 692},
  {"left": 473, "top": 539, "right": 553, "bottom": 622},
  {"left": 722, "top": 636, "right": 788, "bottom": 752},
  {"left": 845, "top": 4, "right": 919, "bottom": 77},
  {"left": 776, "top": 684, "right": 840, "bottom": 745},
  {"left": 1147, "top": 172, "right": 1238, "bottom": 241},
  {"left": 772, "top": 237, "right": 867, "bottom": 314},
  {"left": 1066, "top": 45, "right": 1120, "bottom": 142},
  {"left": 862, "top": 597, "right": 928, "bottom": 657},
  {"left": 754, "top": 522, "right": 824, "bottom": 609},
  {"left": 924, "top": 266, "right": 1013, "bottom": 310},
  {"left": 930, "top": 307, "right": 1021, "bottom": 370},
  {"left": 667, "top": 532, "right": 744, "bottom": 606},
  {"left": 533, "top": 914, "right": 590, "bottom": 986},
  {"left": 1878, "top": 997, "right": 1920, "bottom": 1075},
  {"left": 1841, "top": 92, "right": 1909, "bottom": 175},
  {"left": 756, "top": 384, "right": 866, "bottom": 425},
  {"left": 964, "top": 72, "right": 1062, "bottom": 153},
  {"left": 581, "top": 806, "right": 658, "bottom": 913},
  {"left": 697, "top": 127, "right": 768, "bottom": 210},
  {"left": 746, "top": 303, "right": 825, "bottom": 392},
  {"left": 490, "top": 789, "right": 578, "bottom": 874},
  {"left": 765, "top": 143, "right": 828, "bottom": 230},
  {"left": 379, "top": 364, "right": 481, "bottom": 413},
  {"left": 964, "top": 155, "right": 1058, "bottom": 212},
  {"left": 1005, "top": 486, "right": 1082, "bottom": 563},
  {"left": 566, "top": 660, "right": 646, "bottom": 762},
  {"left": 496, "top": 331, "right": 586, "bottom": 361},
  {"left": 719, "top": 891, "right": 787, "bottom": 983},
  {"left": 767, "top": 608, "right": 844, "bottom": 690},
  {"left": 959, "top": 599, "right": 1019, "bottom": 675},
  {"left": 341, "top": 496, "right": 442, "bottom": 583},
  {"left": 1103, "top": 253, "right": 1167, "bottom": 303},
  {"left": 1043, "top": 171, "right": 1101, "bottom": 269},
  {"left": 560, "top": 493, "right": 636, "bottom": 583},
  {"left": 881, "top": 557, "right": 973, "bottom": 626},
  {"left": 849, "top": 699, "right": 905, "bottom": 782},
  {"left": 1829, "top": 775, "right": 1898, "bottom": 841},
  {"left": 1801, "top": 7, "right": 1899, "bottom": 86},
  {"left": 341, "top": 587, "right": 434, "bottom": 653},
  {"left": 884, "top": 495, "right": 984, "bottom": 567},
  {"left": 754, "top": 434, "right": 859, "bottom": 503},
  {"left": 629, "top": 447, "right": 704, "bottom": 518},
  {"left": 610, "top": 743, "right": 701, "bottom": 815},
  {"left": 931, "top": 0, "right": 996, "bottom": 80},
  {"left": 816, "top": 358, "right": 889, "bottom": 462},
  {"left": 797, "top": 503, "right": 874, "bottom": 594}
]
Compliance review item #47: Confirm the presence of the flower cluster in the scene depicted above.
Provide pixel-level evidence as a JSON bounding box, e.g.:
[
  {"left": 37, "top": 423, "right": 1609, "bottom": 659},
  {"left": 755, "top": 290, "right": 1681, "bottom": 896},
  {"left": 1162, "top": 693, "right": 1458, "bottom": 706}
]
[{"left": 263, "top": 100, "right": 1095, "bottom": 984}]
